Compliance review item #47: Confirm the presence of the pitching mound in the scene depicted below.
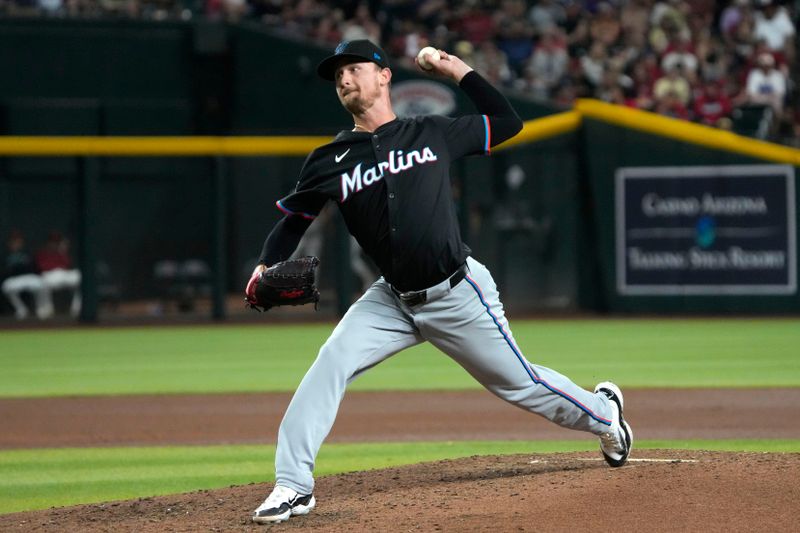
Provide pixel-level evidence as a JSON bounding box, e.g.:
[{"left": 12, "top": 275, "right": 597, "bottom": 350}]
[{"left": 1, "top": 450, "right": 797, "bottom": 532}]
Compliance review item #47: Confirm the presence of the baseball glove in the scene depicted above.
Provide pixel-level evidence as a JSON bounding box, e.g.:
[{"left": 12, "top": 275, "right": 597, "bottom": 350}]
[{"left": 245, "top": 256, "right": 320, "bottom": 312}]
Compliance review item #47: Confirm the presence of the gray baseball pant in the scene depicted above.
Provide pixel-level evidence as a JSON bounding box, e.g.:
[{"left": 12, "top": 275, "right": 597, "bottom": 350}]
[{"left": 275, "top": 257, "right": 614, "bottom": 495}]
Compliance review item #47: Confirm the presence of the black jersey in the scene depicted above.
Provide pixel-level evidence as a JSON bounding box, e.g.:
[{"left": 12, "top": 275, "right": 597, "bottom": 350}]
[
  {"left": 277, "top": 113, "right": 490, "bottom": 292},
  {"left": 259, "top": 70, "right": 522, "bottom": 292}
]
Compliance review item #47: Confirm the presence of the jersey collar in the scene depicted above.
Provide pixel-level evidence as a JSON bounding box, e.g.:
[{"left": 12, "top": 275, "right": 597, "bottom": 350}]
[{"left": 336, "top": 118, "right": 401, "bottom": 140}]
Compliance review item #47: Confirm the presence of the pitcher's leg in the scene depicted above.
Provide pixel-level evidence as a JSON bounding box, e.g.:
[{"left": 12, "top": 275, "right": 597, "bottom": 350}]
[
  {"left": 275, "top": 280, "right": 421, "bottom": 495},
  {"left": 417, "top": 258, "right": 613, "bottom": 435}
]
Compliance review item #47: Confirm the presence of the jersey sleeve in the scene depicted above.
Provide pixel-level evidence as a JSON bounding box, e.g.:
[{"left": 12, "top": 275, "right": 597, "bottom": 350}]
[
  {"left": 275, "top": 153, "right": 329, "bottom": 220},
  {"left": 429, "top": 114, "right": 491, "bottom": 160},
  {"left": 276, "top": 190, "right": 327, "bottom": 220}
]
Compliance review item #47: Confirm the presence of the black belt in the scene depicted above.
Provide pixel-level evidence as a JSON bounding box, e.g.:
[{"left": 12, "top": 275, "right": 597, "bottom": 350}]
[{"left": 393, "top": 263, "right": 468, "bottom": 306}]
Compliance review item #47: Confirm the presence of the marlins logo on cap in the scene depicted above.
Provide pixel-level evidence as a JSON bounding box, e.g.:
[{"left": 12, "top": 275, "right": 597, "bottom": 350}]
[{"left": 317, "top": 40, "right": 390, "bottom": 81}]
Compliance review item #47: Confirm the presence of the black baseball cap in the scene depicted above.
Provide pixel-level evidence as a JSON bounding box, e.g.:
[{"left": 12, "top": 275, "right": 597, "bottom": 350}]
[{"left": 317, "top": 40, "right": 390, "bottom": 81}]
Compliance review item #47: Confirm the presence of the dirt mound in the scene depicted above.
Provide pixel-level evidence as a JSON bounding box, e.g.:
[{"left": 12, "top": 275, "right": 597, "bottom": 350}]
[{"left": 2, "top": 450, "right": 797, "bottom": 532}]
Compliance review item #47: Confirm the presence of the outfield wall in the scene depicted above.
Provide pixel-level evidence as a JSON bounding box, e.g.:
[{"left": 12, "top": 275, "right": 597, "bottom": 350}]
[
  {"left": 0, "top": 20, "right": 798, "bottom": 319},
  {"left": 576, "top": 101, "right": 800, "bottom": 313}
]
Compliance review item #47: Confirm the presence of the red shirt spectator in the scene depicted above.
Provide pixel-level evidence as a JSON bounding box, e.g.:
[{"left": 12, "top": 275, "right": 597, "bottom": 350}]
[
  {"left": 693, "top": 83, "right": 732, "bottom": 126},
  {"left": 35, "top": 232, "right": 72, "bottom": 273},
  {"left": 661, "top": 37, "right": 698, "bottom": 76},
  {"left": 655, "top": 92, "right": 690, "bottom": 120},
  {"left": 453, "top": 4, "right": 496, "bottom": 44},
  {"left": 741, "top": 42, "right": 787, "bottom": 83}
]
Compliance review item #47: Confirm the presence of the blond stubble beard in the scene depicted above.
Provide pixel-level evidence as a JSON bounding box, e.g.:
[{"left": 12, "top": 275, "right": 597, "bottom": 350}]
[
  {"left": 341, "top": 90, "right": 379, "bottom": 115},
  {"left": 339, "top": 76, "right": 383, "bottom": 115}
]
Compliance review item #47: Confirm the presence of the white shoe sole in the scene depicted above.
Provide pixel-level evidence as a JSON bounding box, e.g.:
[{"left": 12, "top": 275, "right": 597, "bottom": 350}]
[{"left": 252, "top": 509, "right": 290, "bottom": 524}]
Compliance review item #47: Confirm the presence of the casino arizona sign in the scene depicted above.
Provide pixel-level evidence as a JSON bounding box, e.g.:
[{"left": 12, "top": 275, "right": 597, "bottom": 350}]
[{"left": 340, "top": 147, "right": 438, "bottom": 201}]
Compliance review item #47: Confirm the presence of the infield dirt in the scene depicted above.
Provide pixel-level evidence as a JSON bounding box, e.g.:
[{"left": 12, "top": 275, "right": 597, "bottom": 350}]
[
  {"left": 1, "top": 389, "right": 799, "bottom": 531},
  {"left": 1, "top": 450, "right": 798, "bottom": 532}
]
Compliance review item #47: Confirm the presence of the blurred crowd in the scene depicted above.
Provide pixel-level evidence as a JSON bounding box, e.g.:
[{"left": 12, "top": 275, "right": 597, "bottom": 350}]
[
  {"left": 2, "top": 0, "right": 798, "bottom": 144},
  {"left": 264, "top": 0, "right": 799, "bottom": 143}
]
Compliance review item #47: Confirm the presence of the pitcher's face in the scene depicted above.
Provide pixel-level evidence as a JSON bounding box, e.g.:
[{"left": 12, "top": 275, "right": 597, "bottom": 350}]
[{"left": 335, "top": 62, "right": 389, "bottom": 115}]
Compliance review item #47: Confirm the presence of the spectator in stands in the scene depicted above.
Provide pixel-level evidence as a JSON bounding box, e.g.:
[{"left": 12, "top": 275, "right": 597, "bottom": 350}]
[
  {"left": 616, "top": 20, "right": 650, "bottom": 68},
  {"left": 753, "top": 0, "right": 795, "bottom": 62},
  {"left": 720, "top": 0, "right": 752, "bottom": 38},
  {"left": 497, "top": 18, "right": 536, "bottom": 76},
  {"left": 34, "top": 231, "right": 81, "bottom": 317},
  {"left": 3, "top": 0, "right": 797, "bottom": 145},
  {"left": 1, "top": 230, "right": 51, "bottom": 320},
  {"left": 725, "top": 3, "right": 758, "bottom": 62},
  {"left": 648, "top": 8, "right": 687, "bottom": 55},
  {"left": 528, "top": 0, "right": 566, "bottom": 34},
  {"left": 650, "top": 0, "right": 690, "bottom": 39},
  {"left": 294, "top": 0, "right": 336, "bottom": 39},
  {"left": 694, "top": 81, "right": 733, "bottom": 126},
  {"left": 564, "top": 2, "right": 592, "bottom": 56},
  {"left": 654, "top": 89, "right": 690, "bottom": 119},
  {"left": 743, "top": 52, "right": 787, "bottom": 115},
  {"left": 341, "top": 1, "right": 381, "bottom": 44},
  {"left": 745, "top": 39, "right": 789, "bottom": 79},
  {"left": 471, "top": 39, "right": 513, "bottom": 87},
  {"left": 452, "top": 0, "right": 495, "bottom": 45},
  {"left": 589, "top": 2, "right": 621, "bottom": 47},
  {"left": 312, "top": 7, "right": 344, "bottom": 44},
  {"left": 453, "top": 39, "right": 476, "bottom": 69},
  {"left": 495, "top": 0, "right": 535, "bottom": 75},
  {"left": 387, "top": 18, "right": 430, "bottom": 69},
  {"left": 553, "top": 80, "right": 578, "bottom": 107},
  {"left": 594, "top": 67, "right": 625, "bottom": 103},
  {"left": 653, "top": 62, "right": 691, "bottom": 107},
  {"left": 685, "top": 1, "right": 715, "bottom": 42},
  {"left": 699, "top": 47, "right": 730, "bottom": 84},
  {"left": 620, "top": 0, "right": 652, "bottom": 42},
  {"left": 629, "top": 55, "right": 657, "bottom": 110},
  {"left": 520, "top": 27, "right": 569, "bottom": 99},
  {"left": 661, "top": 35, "right": 698, "bottom": 80},
  {"left": 580, "top": 41, "right": 608, "bottom": 88}
]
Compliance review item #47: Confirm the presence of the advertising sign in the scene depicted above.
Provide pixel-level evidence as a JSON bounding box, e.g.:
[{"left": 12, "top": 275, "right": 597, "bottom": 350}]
[{"left": 616, "top": 165, "right": 796, "bottom": 295}]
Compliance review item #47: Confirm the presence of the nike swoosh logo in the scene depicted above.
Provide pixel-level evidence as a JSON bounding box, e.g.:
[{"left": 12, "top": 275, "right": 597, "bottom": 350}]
[{"left": 335, "top": 148, "right": 350, "bottom": 163}]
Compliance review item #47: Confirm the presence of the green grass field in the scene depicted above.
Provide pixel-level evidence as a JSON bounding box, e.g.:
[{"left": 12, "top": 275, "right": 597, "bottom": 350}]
[
  {"left": 2, "top": 440, "right": 799, "bottom": 515},
  {"left": 1, "top": 319, "right": 799, "bottom": 397},
  {"left": 1, "top": 318, "right": 798, "bottom": 514}
]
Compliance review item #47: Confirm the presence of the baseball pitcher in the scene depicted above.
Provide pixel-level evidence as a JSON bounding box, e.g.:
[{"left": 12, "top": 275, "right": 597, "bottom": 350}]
[{"left": 246, "top": 40, "right": 632, "bottom": 524}]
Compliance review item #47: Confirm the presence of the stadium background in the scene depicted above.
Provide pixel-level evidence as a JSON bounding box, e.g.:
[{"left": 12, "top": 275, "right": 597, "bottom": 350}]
[
  {"left": 0, "top": 1, "right": 799, "bottom": 529},
  {"left": 1, "top": 0, "right": 799, "bottom": 321}
]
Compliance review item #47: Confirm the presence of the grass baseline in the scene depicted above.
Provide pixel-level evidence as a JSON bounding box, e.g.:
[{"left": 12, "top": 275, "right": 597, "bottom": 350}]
[
  {"left": 1, "top": 319, "right": 799, "bottom": 397},
  {"left": 0, "top": 439, "right": 798, "bottom": 515}
]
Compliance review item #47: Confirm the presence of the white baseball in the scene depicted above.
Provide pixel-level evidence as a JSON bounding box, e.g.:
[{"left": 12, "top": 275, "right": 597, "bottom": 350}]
[{"left": 417, "top": 46, "right": 441, "bottom": 70}]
